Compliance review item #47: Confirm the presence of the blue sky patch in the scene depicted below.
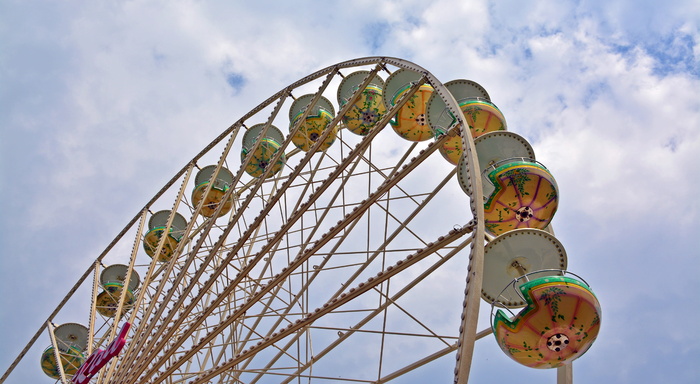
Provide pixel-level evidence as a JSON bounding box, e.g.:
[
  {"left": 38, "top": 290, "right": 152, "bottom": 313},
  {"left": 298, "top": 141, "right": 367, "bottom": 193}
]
[
  {"left": 226, "top": 72, "right": 246, "bottom": 92},
  {"left": 363, "top": 22, "right": 391, "bottom": 53},
  {"left": 646, "top": 32, "right": 698, "bottom": 76}
]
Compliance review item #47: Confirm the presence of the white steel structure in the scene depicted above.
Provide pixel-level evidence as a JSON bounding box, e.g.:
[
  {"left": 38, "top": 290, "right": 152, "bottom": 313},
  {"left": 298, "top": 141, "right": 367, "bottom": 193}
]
[{"left": 2, "top": 57, "right": 534, "bottom": 384}]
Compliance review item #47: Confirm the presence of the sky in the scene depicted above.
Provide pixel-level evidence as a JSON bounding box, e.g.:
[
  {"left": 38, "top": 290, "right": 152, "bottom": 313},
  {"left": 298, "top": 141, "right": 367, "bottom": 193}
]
[{"left": 1, "top": 0, "right": 699, "bottom": 383}]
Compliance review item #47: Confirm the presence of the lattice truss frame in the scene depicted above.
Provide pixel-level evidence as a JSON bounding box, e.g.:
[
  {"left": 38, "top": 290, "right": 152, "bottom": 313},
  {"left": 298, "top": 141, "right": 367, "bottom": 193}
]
[{"left": 8, "top": 57, "right": 487, "bottom": 384}]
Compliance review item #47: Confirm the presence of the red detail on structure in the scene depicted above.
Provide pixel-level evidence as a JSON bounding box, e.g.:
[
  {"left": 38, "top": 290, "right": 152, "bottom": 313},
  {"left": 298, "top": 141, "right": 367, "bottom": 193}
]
[{"left": 71, "top": 322, "right": 130, "bottom": 384}]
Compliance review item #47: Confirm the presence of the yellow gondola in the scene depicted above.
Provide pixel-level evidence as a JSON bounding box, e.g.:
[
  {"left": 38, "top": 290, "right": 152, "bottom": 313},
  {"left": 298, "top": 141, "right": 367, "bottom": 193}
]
[
  {"left": 143, "top": 211, "right": 186, "bottom": 261},
  {"left": 289, "top": 94, "right": 337, "bottom": 152},
  {"left": 436, "top": 98, "right": 507, "bottom": 164},
  {"left": 389, "top": 83, "right": 434, "bottom": 142},
  {"left": 95, "top": 282, "right": 135, "bottom": 318},
  {"left": 40, "top": 346, "right": 84, "bottom": 378},
  {"left": 337, "top": 71, "right": 386, "bottom": 136},
  {"left": 426, "top": 80, "right": 507, "bottom": 165},
  {"left": 483, "top": 160, "right": 558, "bottom": 235},
  {"left": 191, "top": 166, "right": 235, "bottom": 217},
  {"left": 241, "top": 125, "right": 286, "bottom": 178},
  {"left": 493, "top": 275, "right": 601, "bottom": 368}
]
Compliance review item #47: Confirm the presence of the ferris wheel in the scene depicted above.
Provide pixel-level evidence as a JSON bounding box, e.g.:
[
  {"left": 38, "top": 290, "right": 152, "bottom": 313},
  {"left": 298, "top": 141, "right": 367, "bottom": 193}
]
[{"left": 1, "top": 57, "right": 601, "bottom": 384}]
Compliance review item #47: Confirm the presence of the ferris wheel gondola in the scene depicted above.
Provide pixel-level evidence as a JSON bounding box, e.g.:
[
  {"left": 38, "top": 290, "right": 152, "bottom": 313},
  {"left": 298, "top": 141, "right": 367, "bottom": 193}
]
[{"left": 426, "top": 79, "right": 506, "bottom": 165}]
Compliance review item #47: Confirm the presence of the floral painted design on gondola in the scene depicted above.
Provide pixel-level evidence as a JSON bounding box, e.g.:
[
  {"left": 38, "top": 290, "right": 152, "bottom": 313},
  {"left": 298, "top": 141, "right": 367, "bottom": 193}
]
[
  {"left": 493, "top": 276, "right": 601, "bottom": 368},
  {"left": 390, "top": 84, "right": 434, "bottom": 142},
  {"left": 340, "top": 85, "right": 387, "bottom": 136},
  {"left": 241, "top": 138, "right": 286, "bottom": 178},
  {"left": 483, "top": 161, "right": 559, "bottom": 235},
  {"left": 290, "top": 108, "right": 337, "bottom": 152},
  {"left": 40, "top": 346, "right": 85, "bottom": 379},
  {"left": 436, "top": 98, "right": 507, "bottom": 165}
]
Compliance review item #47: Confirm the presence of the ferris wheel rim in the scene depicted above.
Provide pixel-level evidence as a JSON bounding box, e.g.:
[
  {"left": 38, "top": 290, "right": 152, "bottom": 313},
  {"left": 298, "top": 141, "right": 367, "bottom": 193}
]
[{"left": 1, "top": 57, "right": 489, "bottom": 384}]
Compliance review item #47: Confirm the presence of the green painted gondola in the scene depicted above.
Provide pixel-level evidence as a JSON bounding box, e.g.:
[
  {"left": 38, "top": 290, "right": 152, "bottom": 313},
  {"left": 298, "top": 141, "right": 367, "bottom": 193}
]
[
  {"left": 40, "top": 346, "right": 84, "bottom": 379},
  {"left": 192, "top": 165, "right": 235, "bottom": 217},
  {"left": 493, "top": 275, "right": 601, "bottom": 368},
  {"left": 483, "top": 160, "right": 558, "bottom": 235}
]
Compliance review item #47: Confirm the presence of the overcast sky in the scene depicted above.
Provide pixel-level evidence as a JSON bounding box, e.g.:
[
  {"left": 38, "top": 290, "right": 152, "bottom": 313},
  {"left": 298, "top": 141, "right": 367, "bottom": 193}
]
[{"left": 1, "top": 0, "right": 698, "bottom": 383}]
